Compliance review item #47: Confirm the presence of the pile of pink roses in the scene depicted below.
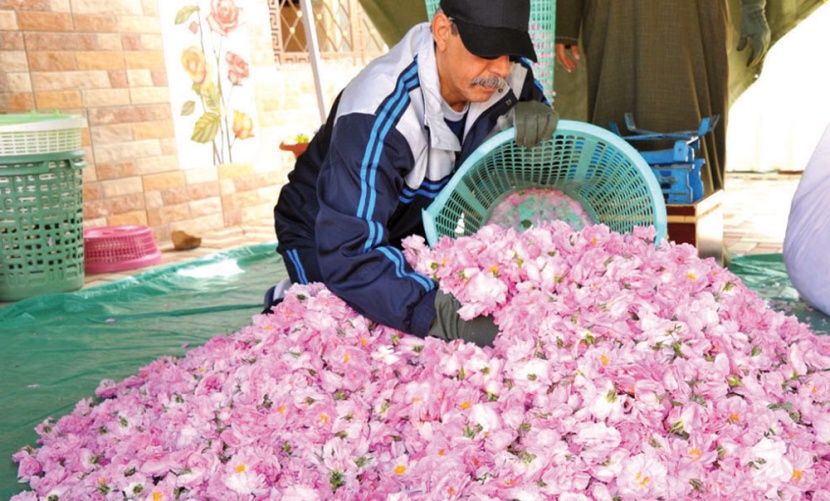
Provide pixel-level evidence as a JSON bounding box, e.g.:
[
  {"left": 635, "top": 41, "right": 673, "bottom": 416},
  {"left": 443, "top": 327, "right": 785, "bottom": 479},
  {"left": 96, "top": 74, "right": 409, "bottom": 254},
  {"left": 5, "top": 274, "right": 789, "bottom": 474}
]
[
  {"left": 488, "top": 188, "right": 594, "bottom": 233},
  {"left": 13, "top": 222, "right": 830, "bottom": 500}
]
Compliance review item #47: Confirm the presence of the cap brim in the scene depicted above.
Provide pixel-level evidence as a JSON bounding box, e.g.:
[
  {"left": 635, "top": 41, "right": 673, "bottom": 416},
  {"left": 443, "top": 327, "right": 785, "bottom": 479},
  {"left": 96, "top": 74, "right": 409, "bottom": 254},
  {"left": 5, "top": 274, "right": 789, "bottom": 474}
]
[{"left": 453, "top": 18, "right": 537, "bottom": 62}]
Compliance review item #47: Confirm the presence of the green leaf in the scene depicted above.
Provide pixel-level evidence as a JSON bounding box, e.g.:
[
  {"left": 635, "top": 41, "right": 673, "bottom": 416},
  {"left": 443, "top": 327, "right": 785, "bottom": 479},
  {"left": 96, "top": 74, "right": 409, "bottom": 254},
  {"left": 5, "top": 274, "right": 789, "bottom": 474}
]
[
  {"left": 175, "top": 6, "right": 200, "bottom": 24},
  {"left": 202, "top": 82, "right": 221, "bottom": 111},
  {"left": 727, "top": 374, "right": 743, "bottom": 388},
  {"left": 190, "top": 112, "right": 220, "bottom": 143},
  {"left": 181, "top": 100, "right": 196, "bottom": 116},
  {"left": 669, "top": 420, "right": 685, "bottom": 435},
  {"left": 648, "top": 435, "right": 662, "bottom": 448},
  {"left": 330, "top": 470, "right": 345, "bottom": 493}
]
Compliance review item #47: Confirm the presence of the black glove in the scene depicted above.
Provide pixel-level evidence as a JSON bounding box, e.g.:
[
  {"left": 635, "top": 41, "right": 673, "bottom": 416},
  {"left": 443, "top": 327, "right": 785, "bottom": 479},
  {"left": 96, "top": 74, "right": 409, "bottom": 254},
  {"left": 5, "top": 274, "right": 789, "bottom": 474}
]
[
  {"left": 514, "top": 101, "right": 558, "bottom": 148},
  {"left": 428, "top": 291, "right": 499, "bottom": 347},
  {"left": 738, "top": 0, "right": 770, "bottom": 67}
]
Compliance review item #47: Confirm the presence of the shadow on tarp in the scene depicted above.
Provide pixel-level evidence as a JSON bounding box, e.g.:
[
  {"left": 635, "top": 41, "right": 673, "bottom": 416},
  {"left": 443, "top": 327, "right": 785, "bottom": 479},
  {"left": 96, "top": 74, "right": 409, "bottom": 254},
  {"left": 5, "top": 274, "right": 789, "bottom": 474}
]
[
  {"left": 2, "top": 249, "right": 828, "bottom": 497},
  {"left": 0, "top": 242, "right": 286, "bottom": 499}
]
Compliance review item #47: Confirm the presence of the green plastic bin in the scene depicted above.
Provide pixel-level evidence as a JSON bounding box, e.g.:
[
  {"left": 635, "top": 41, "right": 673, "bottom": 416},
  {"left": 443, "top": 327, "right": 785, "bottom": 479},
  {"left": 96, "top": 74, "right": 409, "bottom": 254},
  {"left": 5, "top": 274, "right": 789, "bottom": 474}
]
[
  {"left": 0, "top": 150, "right": 87, "bottom": 301},
  {"left": 422, "top": 121, "right": 667, "bottom": 246},
  {"left": 0, "top": 111, "right": 85, "bottom": 157}
]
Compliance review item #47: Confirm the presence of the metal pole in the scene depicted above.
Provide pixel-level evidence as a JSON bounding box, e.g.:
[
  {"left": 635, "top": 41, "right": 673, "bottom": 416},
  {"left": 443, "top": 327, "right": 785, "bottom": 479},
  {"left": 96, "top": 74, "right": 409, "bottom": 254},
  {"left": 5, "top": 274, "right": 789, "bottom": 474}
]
[{"left": 299, "top": 0, "right": 327, "bottom": 123}]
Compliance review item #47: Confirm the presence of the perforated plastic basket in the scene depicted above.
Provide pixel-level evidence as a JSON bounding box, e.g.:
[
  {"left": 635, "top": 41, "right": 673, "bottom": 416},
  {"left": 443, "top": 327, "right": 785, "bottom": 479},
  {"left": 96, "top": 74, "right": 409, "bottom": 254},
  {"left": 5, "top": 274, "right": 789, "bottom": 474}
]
[
  {"left": 422, "top": 120, "right": 667, "bottom": 245},
  {"left": 0, "top": 151, "right": 87, "bottom": 301},
  {"left": 84, "top": 225, "right": 162, "bottom": 274},
  {"left": 0, "top": 111, "right": 85, "bottom": 157},
  {"left": 424, "top": 0, "right": 556, "bottom": 103}
]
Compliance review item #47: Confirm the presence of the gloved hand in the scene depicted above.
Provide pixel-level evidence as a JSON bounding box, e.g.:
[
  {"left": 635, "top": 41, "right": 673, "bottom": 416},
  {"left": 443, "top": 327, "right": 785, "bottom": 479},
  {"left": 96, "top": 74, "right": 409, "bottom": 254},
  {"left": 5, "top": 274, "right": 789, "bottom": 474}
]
[
  {"left": 428, "top": 291, "right": 499, "bottom": 347},
  {"left": 514, "top": 101, "right": 558, "bottom": 148},
  {"left": 738, "top": 0, "right": 771, "bottom": 67}
]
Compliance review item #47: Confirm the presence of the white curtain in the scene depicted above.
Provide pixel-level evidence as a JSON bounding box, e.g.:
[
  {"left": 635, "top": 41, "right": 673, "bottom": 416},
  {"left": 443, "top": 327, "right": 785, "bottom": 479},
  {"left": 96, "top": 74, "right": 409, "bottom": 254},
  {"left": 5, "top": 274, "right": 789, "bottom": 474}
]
[{"left": 727, "top": 3, "right": 830, "bottom": 173}]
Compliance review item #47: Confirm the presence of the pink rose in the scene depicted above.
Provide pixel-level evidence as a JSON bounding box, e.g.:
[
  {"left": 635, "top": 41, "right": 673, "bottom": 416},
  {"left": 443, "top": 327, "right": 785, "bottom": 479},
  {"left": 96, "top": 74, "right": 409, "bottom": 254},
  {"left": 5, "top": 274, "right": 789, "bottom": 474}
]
[
  {"left": 225, "top": 51, "right": 249, "bottom": 85},
  {"left": 206, "top": 0, "right": 240, "bottom": 36},
  {"left": 12, "top": 450, "right": 42, "bottom": 480}
]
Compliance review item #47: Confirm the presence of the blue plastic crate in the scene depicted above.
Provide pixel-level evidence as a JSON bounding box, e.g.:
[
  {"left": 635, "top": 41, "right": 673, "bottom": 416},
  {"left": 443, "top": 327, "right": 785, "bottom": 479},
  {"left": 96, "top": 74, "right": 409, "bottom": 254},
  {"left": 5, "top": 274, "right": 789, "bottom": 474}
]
[
  {"left": 651, "top": 160, "right": 704, "bottom": 204},
  {"left": 612, "top": 114, "right": 714, "bottom": 205}
]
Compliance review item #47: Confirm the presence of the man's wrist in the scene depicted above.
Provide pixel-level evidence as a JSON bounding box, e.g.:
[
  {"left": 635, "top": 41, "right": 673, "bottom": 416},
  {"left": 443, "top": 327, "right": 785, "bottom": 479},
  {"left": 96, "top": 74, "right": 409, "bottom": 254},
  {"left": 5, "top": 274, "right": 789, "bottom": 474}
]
[{"left": 411, "top": 288, "right": 439, "bottom": 337}]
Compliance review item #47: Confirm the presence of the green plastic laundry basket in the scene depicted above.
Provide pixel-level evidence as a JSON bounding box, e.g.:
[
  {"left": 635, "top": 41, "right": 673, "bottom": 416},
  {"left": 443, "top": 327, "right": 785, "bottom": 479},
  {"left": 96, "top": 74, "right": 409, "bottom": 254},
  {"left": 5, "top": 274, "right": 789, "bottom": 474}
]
[
  {"left": 424, "top": 0, "right": 556, "bottom": 104},
  {"left": 0, "top": 110, "right": 85, "bottom": 157},
  {"left": 422, "top": 120, "right": 668, "bottom": 245},
  {"left": 0, "top": 150, "right": 87, "bottom": 301}
]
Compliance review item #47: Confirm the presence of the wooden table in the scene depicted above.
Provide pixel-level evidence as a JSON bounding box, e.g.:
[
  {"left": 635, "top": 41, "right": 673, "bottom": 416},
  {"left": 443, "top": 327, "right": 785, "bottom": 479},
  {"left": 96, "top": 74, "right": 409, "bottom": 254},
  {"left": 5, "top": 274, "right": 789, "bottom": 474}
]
[{"left": 666, "top": 189, "right": 724, "bottom": 266}]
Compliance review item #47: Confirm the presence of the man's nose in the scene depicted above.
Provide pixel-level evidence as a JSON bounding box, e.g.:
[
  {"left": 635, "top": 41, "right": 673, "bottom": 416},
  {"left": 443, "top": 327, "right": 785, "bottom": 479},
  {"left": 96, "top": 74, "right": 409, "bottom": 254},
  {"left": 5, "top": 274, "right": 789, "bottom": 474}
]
[{"left": 488, "top": 55, "right": 511, "bottom": 78}]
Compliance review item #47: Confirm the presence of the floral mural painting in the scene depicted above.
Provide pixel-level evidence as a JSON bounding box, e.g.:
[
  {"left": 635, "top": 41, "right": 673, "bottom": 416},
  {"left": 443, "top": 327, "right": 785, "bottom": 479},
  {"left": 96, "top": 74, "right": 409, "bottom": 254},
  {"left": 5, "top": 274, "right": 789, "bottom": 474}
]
[{"left": 162, "top": 0, "right": 259, "bottom": 167}]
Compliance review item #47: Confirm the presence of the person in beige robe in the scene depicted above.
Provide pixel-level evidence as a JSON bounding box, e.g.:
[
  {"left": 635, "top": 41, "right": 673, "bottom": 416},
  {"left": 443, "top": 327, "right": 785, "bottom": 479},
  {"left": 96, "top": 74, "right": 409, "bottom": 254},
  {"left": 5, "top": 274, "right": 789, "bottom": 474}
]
[{"left": 554, "top": 0, "right": 772, "bottom": 196}]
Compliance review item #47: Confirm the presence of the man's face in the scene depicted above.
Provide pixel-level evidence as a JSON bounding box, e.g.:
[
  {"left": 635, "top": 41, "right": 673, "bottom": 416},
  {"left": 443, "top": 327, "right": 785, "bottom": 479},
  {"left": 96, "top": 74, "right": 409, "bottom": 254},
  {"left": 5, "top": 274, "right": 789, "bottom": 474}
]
[{"left": 433, "top": 13, "right": 512, "bottom": 111}]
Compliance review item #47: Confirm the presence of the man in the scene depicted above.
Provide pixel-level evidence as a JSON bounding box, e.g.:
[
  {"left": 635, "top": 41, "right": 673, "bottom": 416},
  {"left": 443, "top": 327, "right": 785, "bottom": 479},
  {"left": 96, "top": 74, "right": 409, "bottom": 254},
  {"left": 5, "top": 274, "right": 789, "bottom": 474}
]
[
  {"left": 554, "top": 0, "right": 771, "bottom": 197},
  {"left": 266, "top": 0, "right": 558, "bottom": 346}
]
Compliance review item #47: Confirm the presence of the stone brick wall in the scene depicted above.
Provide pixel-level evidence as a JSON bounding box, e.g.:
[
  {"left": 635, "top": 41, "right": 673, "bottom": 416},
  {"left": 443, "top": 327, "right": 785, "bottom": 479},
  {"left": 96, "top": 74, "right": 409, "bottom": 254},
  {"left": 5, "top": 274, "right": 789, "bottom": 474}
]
[{"left": 0, "top": 0, "right": 365, "bottom": 245}]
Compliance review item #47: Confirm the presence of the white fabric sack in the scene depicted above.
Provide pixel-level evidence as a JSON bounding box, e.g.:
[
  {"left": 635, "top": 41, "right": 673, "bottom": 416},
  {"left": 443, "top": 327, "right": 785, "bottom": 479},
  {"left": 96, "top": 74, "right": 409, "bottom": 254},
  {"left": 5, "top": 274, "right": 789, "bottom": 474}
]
[{"left": 784, "top": 123, "right": 830, "bottom": 316}]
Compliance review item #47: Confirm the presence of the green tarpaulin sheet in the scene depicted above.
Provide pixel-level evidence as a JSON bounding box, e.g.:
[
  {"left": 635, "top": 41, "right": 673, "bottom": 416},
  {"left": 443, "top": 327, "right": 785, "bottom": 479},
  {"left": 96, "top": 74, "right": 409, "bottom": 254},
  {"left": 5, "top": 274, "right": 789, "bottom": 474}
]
[
  {"left": 1, "top": 248, "right": 827, "bottom": 498},
  {"left": 0, "top": 243, "right": 286, "bottom": 499},
  {"left": 727, "top": 253, "right": 830, "bottom": 332}
]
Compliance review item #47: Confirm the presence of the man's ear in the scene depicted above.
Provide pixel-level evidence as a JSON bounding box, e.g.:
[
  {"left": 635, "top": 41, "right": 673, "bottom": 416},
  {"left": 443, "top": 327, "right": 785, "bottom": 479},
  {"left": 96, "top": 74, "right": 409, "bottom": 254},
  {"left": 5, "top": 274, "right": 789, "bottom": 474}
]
[{"left": 432, "top": 11, "right": 452, "bottom": 52}]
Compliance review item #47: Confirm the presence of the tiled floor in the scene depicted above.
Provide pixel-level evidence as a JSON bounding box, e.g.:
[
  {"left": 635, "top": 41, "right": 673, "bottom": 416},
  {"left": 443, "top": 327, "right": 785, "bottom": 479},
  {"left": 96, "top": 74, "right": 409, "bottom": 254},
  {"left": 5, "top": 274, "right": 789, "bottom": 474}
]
[
  {"left": 1, "top": 172, "right": 804, "bottom": 303},
  {"left": 721, "top": 172, "right": 801, "bottom": 256},
  {"left": 79, "top": 218, "right": 279, "bottom": 289}
]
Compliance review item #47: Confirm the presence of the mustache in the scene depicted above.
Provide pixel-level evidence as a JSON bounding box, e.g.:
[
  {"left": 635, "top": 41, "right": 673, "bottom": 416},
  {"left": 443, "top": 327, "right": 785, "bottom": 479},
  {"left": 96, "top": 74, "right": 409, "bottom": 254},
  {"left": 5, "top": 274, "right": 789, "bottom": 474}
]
[{"left": 471, "top": 76, "right": 507, "bottom": 91}]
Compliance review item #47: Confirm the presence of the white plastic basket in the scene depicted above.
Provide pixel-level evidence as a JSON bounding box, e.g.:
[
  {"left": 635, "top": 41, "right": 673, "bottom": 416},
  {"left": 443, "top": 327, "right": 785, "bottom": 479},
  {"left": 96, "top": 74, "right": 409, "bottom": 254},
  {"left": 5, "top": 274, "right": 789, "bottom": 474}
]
[{"left": 0, "top": 111, "right": 85, "bottom": 157}]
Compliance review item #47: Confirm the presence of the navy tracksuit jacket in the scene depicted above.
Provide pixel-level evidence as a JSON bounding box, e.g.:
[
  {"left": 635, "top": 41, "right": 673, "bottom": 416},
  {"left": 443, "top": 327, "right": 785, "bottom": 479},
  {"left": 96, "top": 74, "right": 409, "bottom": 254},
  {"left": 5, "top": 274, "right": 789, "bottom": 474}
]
[{"left": 273, "top": 22, "right": 549, "bottom": 336}]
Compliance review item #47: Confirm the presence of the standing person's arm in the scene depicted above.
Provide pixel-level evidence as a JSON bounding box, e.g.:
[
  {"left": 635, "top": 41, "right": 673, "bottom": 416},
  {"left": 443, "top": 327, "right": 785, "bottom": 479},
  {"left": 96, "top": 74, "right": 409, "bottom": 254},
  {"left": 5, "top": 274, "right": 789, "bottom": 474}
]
[
  {"left": 737, "top": 0, "right": 771, "bottom": 67},
  {"left": 554, "top": 0, "right": 584, "bottom": 73}
]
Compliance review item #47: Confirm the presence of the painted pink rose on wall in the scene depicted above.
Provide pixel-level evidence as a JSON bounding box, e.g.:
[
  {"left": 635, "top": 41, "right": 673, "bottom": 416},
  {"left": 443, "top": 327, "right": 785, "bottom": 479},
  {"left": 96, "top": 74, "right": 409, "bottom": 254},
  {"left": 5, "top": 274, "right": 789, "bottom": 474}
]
[
  {"left": 206, "top": 0, "right": 241, "bottom": 36},
  {"left": 225, "top": 51, "right": 249, "bottom": 85},
  {"left": 174, "top": 0, "right": 254, "bottom": 165}
]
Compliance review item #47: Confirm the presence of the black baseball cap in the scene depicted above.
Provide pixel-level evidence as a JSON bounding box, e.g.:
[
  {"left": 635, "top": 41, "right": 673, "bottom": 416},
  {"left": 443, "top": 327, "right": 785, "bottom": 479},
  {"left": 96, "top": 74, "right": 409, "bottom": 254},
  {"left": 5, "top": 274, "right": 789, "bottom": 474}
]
[{"left": 439, "top": 0, "right": 537, "bottom": 62}]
